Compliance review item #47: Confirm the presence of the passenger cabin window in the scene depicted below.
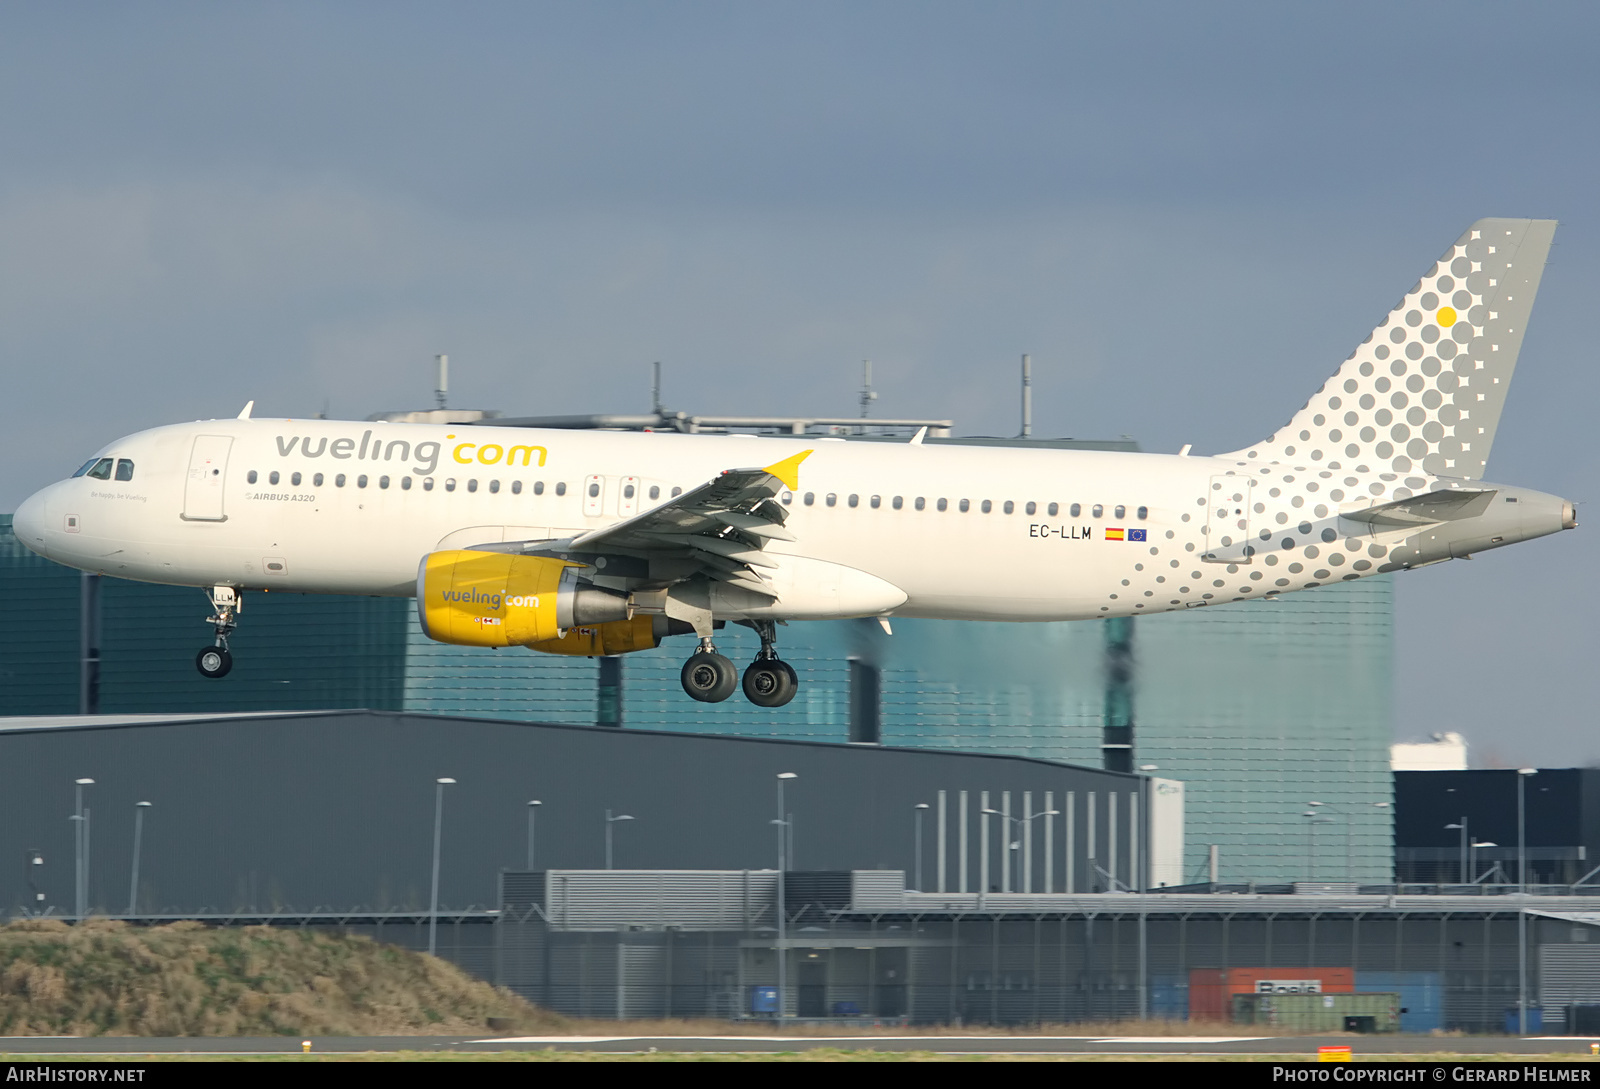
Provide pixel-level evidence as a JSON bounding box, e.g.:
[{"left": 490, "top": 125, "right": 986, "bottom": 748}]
[
  {"left": 246, "top": 470, "right": 258, "bottom": 484},
  {"left": 335, "top": 474, "right": 347, "bottom": 487},
  {"left": 1114, "top": 505, "right": 1126, "bottom": 519},
  {"left": 379, "top": 476, "right": 390, "bottom": 489},
  {"left": 650, "top": 485, "right": 661, "bottom": 500},
  {"left": 846, "top": 494, "right": 858, "bottom": 508},
  {"left": 869, "top": 495, "right": 880, "bottom": 509},
  {"left": 402, "top": 476, "right": 412, "bottom": 490},
  {"left": 357, "top": 475, "right": 368, "bottom": 488},
  {"left": 1137, "top": 506, "right": 1148, "bottom": 520},
  {"left": 1024, "top": 501, "right": 1036, "bottom": 515},
  {"left": 781, "top": 490, "right": 792, "bottom": 505},
  {"left": 533, "top": 481, "right": 544, "bottom": 495},
  {"left": 313, "top": 473, "right": 324, "bottom": 487},
  {"left": 269, "top": 471, "right": 280, "bottom": 485},
  {"left": 115, "top": 459, "right": 135, "bottom": 481},
  {"left": 959, "top": 499, "right": 970, "bottom": 512},
  {"left": 623, "top": 483, "right": 635, "bottom": 499},
  {"left": 937, "top": 498, "right": 947, "bottom": 511},
  {"left": 423, "top": 477, "right": 434, "bottom": 491},
  {"left": 489, "top": 480, "right": 500, "bottom": 494},
  {"left": 445, "top": 479, "right": 456, "bottom": 492},
  {"left": 511, "top": 480, "right": 521, "bottom": 495},
  {"left": 980, "top": 500, "right": 992, "bottom": 513},
  {"left": 826, "top": 493, "right": 837, "bottom": 507},
  {"left": 670, "top": 486, "right": 681, "bottom": 497},
  {"left": 1091, "top": 504, "right": 1103, "bottom": 518},
  {"left": 1048, "top": 502, "right": 1059, "bottom": 516},
  {"left": 556, "top": 482, "right": 567, "bottom": 496},
  {"left": 290, "top": 472, "right": 301, "bottom": 486},
  {"left": 587, "top": 482, "right": 600, "bottom": 498},
  {"left": 467, "top": 479, "right": 478, "bottom": 493},
  {"left": 803, "top": 492, "right": 815, "bottom": 506},
  {"left": 1070, "top": 503, "right": 1081, "bottom": 517},
  {"left": 892, "top": 496, "right": 903, "bottom": 510}
]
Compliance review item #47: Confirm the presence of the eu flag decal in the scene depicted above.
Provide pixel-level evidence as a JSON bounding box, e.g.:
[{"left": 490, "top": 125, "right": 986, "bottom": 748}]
[{"left": 1129, "top": 528, "right": 1147, "bottom": 542}]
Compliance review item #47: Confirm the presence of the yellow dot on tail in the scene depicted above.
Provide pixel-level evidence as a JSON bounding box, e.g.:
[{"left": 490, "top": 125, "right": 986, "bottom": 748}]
[{"left": 1437, "top": 307, "right": 1457, "bottom": 326}]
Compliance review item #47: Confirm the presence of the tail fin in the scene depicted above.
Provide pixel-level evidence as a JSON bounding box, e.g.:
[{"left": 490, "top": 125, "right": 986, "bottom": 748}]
[{"left": 1226, "top": 218, "right": 1556, "bottom": 480}]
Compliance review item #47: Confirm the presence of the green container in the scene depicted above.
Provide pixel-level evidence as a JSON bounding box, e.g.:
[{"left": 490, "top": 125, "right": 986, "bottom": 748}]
[{"left": 1232, "top": 992, "right": 1400, "bottom": 1033}]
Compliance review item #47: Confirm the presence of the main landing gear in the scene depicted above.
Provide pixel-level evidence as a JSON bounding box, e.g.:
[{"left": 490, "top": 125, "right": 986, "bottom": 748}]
[
  {"left": 195, "top": 585, "right": 238, "bottom": 679},
  {"left": 678, "top": 620, "right": 798, "bottom": 707}
]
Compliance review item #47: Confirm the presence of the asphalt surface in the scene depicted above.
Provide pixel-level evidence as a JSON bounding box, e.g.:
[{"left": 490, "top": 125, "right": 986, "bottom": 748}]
[{"left": 0, "top": 1034, "right": 1597, "bottom": 1056}]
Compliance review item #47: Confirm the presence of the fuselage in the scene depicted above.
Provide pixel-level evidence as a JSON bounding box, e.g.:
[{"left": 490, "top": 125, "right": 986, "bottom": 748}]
[{"left": 11, "top": 417, "right": 1576, "bottom": 623}]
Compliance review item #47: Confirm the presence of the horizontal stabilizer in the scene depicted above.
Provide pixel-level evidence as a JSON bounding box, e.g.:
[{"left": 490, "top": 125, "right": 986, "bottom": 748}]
[{"left": 1342, "top": 488, "right": 1496, "bottom": 528}]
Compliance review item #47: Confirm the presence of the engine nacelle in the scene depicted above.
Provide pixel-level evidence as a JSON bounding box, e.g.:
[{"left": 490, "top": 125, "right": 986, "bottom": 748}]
[
  {"left": 527, "top": 615, "right": 671, "bottom": 656},
  {"left": 416, "top": 550, "right": 630, "bottom": 648}
]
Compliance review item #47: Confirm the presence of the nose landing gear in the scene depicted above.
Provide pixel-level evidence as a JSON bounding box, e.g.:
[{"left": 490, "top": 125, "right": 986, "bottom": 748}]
[{"left": 195, "top": 586, "right": 238, "bottom": 679}]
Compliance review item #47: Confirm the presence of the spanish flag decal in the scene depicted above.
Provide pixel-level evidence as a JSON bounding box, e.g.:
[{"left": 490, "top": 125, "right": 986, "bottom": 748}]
[{"left": 1105, "top": 527, "right": 1125, "bottom": 541}]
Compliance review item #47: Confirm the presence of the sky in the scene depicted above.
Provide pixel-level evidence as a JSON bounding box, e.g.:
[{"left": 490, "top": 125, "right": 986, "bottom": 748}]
[{"left": 0, "top": 1, "right": 1596, "bottom": 764}]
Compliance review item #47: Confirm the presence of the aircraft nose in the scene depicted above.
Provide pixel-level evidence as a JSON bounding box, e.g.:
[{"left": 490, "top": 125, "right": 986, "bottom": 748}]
[{"left": 12, "top": 487, "right": 52, "bottom": 557}]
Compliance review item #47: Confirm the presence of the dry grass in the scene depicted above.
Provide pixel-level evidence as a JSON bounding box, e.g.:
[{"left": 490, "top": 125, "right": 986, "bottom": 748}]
[
  {"left": 0, "top": 918, "right": 567, "bottom": 1037},
  {"left": 543, "top": 1016, "right": 1300, "bottom": 1037}
]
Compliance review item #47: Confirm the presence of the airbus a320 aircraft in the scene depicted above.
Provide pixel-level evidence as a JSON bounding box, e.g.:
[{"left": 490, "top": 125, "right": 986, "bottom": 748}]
[{"left": 13, "top": 219, "right": 1576, "bottom": 707}]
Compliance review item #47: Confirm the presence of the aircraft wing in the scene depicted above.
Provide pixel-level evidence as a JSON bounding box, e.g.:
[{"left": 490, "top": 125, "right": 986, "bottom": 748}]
[{"left": 524, "top": 449, "right": 812, "bottom": 599}]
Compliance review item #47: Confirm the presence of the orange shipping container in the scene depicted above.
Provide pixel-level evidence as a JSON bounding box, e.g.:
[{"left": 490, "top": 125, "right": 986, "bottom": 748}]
[{"left": 1189, "top": 967, "right": 1354, "bottom": 1022}]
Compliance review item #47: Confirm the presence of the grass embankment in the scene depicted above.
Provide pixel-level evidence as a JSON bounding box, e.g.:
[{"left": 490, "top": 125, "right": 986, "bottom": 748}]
[{"left": 0, "top": 918, "right": 565, "bottom": 1036}]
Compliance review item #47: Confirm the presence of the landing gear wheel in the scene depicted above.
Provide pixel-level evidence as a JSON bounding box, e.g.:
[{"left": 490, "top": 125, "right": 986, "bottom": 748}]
[
  {"left": 195, "top": 646, "right": 232, "bottom": 679},
  {"left": 743, "top": 659, "right": 798, "bottom": 708},
  {"left": 681, "top": 651, "right": 737, "bottom": 703}
]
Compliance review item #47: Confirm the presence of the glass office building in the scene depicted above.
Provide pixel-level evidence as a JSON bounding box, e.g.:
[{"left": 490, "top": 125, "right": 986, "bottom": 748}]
[{"left": 1, "top": 512, "right": 1394, "bottom": 885}]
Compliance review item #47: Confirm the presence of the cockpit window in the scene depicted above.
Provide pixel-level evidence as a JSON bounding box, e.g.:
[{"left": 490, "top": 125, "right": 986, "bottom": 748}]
[
  {"left": 84, "top": 458, "right": 113, "bottom": 480},
  {"left": 71, "top": 459, "right": 99, "bottom": 478},
  {"left": 115, "top": 459, "right": 135, "bottom": 481}
]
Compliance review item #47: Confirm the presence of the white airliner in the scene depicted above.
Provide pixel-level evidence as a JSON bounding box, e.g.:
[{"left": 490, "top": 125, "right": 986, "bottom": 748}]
[{"left": 12, "top": 219, "right": 1576, "bottom": 706}]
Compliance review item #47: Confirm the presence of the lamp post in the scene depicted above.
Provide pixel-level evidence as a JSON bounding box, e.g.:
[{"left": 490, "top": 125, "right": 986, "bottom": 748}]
[
  {"left": 1446, "top": 820, "right": 1469, "bottom": 886},
  {"left": 127, "top": 801, "right": 151, "bottom": 916},
  {"left": 526, "top": 801, "right": 541, "bottom": 871},
  {"left": 604, "top": 810, "right": 634, "bottom": 870},
  {"left": 1470, "top": 840, "right": 1496, "bottom": 884},
  {"left": 913, "top": 803, "right": 929, "bottom": 891},
  {"left": 775, "top": 772, "right": 797, "bottom": 1019},
  {"left": 73, "top": 778, "right": 94, "bottom": 921},
  {"left": 982, "top": 807, "right": 1059, "bottom": 893},
  {"left": 1518, "top": 767, "right": 1538, "bottom": 1036},
  {"left": 429, "top": 777, "right": 455, "bottom": 957}
]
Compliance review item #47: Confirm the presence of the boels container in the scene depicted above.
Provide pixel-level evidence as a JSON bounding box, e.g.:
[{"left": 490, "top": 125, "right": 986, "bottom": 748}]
[
  {"left": 1233, "top": 992, "right": 1400, "bottom": 1034},
  {"left": 1189, "top": 968, "right": 1354, "bottom": 1022}
]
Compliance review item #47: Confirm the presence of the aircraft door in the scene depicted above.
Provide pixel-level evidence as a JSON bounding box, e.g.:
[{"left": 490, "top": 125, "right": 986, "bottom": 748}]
[
  {"left": 583, "top": 474, "right": 606, "bottom": 517},
  {"left": 1202, "top": 474, "right": 1253, "bottom": 562},
  {"left": 618, "top": 476, "right": 640, "bottom": 518},
  {"left": 182, "top": 435, "right": 234, "bottom": 522}
]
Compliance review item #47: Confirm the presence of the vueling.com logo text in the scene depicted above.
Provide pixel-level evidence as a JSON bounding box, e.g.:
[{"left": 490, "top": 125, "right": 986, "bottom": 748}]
[
  {"left": 438, "top": 589, "right": 542, "bottom": 611},
  {"left": 275, "top": 430, "right": 547, "bottom": 477}
]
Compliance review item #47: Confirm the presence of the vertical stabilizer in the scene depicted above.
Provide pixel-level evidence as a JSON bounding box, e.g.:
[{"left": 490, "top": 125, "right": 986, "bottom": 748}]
[{"left": 1226, "top": 218, "right": 1555, "bottom": 480}]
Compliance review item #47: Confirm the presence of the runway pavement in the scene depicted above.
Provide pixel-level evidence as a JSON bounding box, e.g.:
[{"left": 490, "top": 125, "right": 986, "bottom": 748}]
[{"left": 0, "top": 1034, "right": 1598, "bottom": 1057}]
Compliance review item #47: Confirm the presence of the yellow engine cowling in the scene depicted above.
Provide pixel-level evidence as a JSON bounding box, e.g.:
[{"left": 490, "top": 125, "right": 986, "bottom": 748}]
[
  {"left": 417, "top": 550, "right": 573, "bottom": 647},
  {"left": 526, "top": 615, "right": 662, "bottom": 656}
]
